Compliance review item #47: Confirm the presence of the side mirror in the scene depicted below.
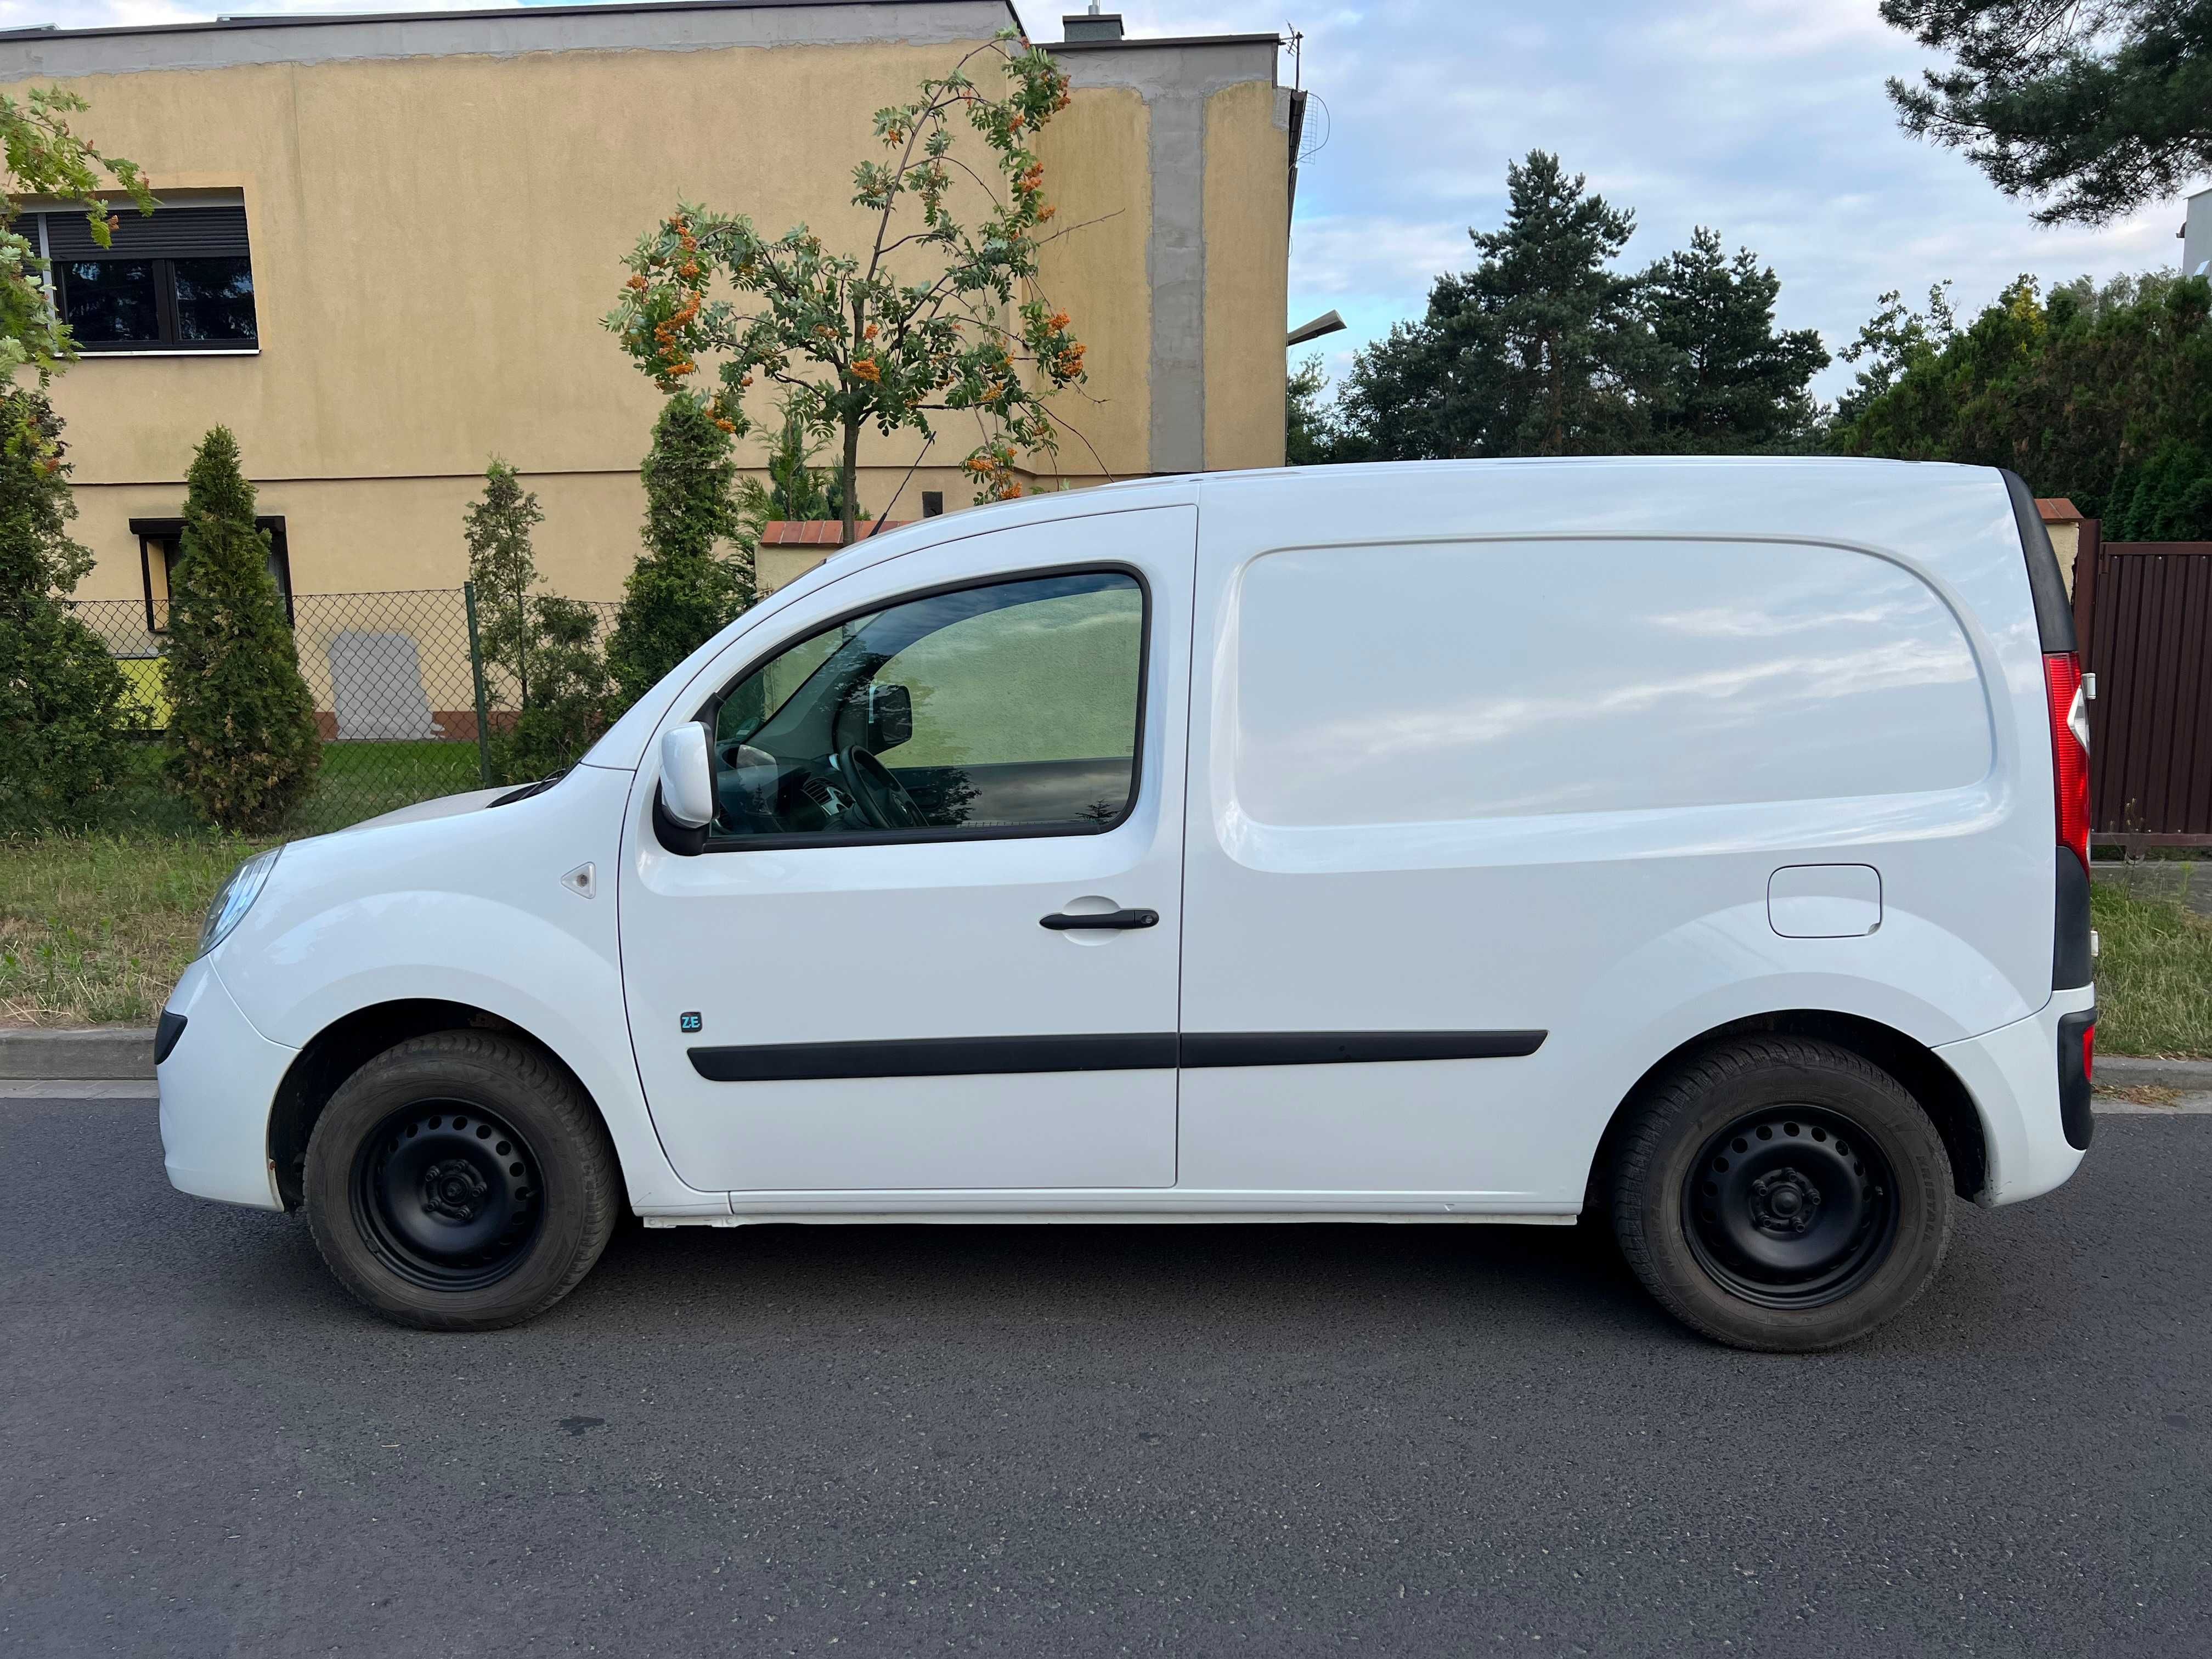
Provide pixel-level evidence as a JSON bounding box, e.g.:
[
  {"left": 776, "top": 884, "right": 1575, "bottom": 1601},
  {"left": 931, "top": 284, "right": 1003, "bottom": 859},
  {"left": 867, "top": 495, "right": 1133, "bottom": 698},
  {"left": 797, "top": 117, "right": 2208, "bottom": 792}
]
[
  {"left": 656, "top": 722, "right": 715, "bottom": 850},
  {"left": 863, "top": 682, "right": 913, "bottom": 751}
]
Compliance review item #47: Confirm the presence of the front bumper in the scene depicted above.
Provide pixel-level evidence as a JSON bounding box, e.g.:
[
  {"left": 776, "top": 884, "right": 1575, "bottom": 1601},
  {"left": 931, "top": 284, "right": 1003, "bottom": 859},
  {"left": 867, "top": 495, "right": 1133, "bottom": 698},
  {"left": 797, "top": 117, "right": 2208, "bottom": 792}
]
[
  {"left": 1935, "top": 984, "right": 2097, "bottom": 1207},
  {"left": 157, "top": 958, "right": 298, "bottom": 1211}
]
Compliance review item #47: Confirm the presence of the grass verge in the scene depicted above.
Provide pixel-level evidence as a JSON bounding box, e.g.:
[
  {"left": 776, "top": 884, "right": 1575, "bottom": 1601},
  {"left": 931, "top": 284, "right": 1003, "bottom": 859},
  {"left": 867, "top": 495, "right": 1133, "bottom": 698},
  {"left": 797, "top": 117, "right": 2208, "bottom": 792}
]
[
  {"left": 0, "top": 833, "right": 273, "bottom": 1026},
  {"left": 2090, "top": 883, "right": 2212, "bottom": 1060}
]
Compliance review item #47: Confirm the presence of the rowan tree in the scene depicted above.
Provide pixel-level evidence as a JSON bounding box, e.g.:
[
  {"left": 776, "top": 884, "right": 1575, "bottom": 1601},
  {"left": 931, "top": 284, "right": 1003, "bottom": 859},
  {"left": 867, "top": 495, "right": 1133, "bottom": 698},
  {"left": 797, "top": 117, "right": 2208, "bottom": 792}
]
[{"left": 607, "top": 29, "right": 1090, "bottom": 547}]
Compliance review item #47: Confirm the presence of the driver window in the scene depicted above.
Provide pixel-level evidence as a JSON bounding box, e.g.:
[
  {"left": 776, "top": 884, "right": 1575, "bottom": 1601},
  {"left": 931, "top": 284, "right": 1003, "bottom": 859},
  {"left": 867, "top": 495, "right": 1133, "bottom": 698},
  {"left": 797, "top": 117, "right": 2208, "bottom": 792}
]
[{"left": 708, "top": 570, "right": 1144, "bottom": 841}]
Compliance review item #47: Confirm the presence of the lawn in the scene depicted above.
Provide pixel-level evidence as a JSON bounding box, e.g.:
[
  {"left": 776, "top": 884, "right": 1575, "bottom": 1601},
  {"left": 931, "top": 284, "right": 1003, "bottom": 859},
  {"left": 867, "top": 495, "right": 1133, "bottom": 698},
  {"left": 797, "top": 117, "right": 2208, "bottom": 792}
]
[
  {"left": 0, "top": 832, "right": 273, "bottom": 1026},
  {"left": 2090, "top": 881, "right": 2212, "bottom": 1059},
  {"left": 0, "top": 737, "right": 491, "bottom": 1026}
]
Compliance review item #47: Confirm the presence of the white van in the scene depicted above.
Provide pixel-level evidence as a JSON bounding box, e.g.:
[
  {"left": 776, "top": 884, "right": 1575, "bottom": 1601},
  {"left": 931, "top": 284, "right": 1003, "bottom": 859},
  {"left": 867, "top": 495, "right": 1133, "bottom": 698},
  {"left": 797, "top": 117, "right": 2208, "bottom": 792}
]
[{"left": 157, "top": 459, "right": 2097, "bottom": 1350}]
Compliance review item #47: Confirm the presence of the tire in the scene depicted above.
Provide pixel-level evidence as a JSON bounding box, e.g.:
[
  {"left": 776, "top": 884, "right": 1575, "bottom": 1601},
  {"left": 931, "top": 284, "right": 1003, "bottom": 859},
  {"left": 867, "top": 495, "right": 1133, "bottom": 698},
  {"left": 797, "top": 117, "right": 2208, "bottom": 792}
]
[
  {"left": 303, "top": 1031, "right": 620, "bottom": 1331},
  {"left": 1610, "top": 1036, "right": 1953, "bottom": 1352}
]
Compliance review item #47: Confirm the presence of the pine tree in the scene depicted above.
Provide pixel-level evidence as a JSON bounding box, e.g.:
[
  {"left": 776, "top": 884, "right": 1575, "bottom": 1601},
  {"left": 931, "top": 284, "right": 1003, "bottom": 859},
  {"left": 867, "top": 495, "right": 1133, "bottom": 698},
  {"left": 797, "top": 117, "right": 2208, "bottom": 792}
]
[
  {"left": 1337, "top": 152, "right": 1644, "bottom": 458},
  {"left": 1883, "top": 0, "right": 2212, "bottom": 225},
  {"left": 605, "top": 397, "right": 756, "bottom": 709},
  {"left": 163, "top": 426, "right": 320, "bottom": 831},
  {"left": 1639, "top": 228, "right": 1829, "bottom": 450},
  {"left": 0, "top": 390, "right": 133, "bottom": 826}
]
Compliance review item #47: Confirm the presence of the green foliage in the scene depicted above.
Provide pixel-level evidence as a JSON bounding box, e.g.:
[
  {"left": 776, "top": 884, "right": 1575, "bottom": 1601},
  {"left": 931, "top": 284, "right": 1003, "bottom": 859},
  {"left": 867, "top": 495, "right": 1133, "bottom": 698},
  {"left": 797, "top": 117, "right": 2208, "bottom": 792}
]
[
  {"left": 1286, "top": 354, "right": 1339, "bottom": 465},
  {"left": 1882, "top": 0, "right": 2212, "bottom": 225},
  {"left": 0, "top": 390, "right": 134, "bottom": 828},
  {"left": 1639, "top": 228, "right": 1829, "bottom": 450},
  {"left": 1340, "top": 153, "right": 1642, "bottom": 459},
  {"left": 2104, "top": 439, "right": 2212, "bottom": 539},
  {"left": 463, "top": 459, "right": 545, "bottom": 708},
  {"left": 0, "top": 86, "right": 151, "bottom": 392},
  {"left": 606, "top": 396, "right": 757, "bottom": 709},
  {"left": 162, "top": 427, "right": 321, "bottom": 833},
  {"left": 1833, "top": 271, "right": 2212, "bottom": 536},
  {"left": 736, "top": 399, "right": 858, "bottom": 527},
  {"left": 1832, "top": 281, "right": 1957, "bottom": 426},
  {"left": 495, "top": 596, "right": 613, "bottom": 785},
  {"left": 1329, "top": 153, "right": 1827, "bottom": 460},
  {"left": 607, "top": 30, "right": 1085, "bottom": 541},
  {"left": 461, "top": 460, "right": 613, "bottom": 781}
]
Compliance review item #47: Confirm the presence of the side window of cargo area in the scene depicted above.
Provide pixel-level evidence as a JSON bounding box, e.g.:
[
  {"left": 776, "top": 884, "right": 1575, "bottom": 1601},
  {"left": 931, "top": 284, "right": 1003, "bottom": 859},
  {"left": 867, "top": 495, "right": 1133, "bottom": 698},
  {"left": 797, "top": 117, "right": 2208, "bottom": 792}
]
[{"left": 707, "top": 569, "right": 1145, "bottom": 842}]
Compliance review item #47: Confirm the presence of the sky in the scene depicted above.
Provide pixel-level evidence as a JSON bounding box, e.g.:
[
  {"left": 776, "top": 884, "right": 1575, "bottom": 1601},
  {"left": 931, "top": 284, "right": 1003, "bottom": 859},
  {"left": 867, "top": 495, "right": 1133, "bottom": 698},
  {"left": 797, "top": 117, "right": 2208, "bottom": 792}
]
[{"left": 5, "top": 0, "right": 2193, "bottom": 402}]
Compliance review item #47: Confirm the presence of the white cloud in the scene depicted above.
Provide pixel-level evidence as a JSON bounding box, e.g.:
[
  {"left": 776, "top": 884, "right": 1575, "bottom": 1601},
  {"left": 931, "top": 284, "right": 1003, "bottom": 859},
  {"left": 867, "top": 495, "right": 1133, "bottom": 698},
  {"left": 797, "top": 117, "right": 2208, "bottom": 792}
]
[{"left": 1084, "top": 0, "right": 2200, "bottom": 397}]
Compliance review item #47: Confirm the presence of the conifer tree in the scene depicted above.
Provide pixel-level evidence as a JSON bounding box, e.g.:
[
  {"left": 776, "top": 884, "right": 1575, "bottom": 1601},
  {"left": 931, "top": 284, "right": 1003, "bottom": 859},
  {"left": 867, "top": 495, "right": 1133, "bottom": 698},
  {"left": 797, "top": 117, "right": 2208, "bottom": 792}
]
[
  {"left": 0, "top": 390, "right": 132, "bottom": 826},
  {"left": 163, "top": 426, "right": 320, "bottom": 831},
  {"left": 463, "top": 459, "right": 545, "bottom": 710},
  {"left": 605, "top": 396, "right": 755, "bottom": 710}
]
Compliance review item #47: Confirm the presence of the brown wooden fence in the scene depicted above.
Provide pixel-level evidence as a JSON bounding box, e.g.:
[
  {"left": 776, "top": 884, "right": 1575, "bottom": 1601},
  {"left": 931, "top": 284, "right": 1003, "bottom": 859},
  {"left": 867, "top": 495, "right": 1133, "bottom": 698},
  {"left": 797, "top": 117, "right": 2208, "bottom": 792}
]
[{"left": 2071, "top": 528, "right": 2212, "bottom": 850}]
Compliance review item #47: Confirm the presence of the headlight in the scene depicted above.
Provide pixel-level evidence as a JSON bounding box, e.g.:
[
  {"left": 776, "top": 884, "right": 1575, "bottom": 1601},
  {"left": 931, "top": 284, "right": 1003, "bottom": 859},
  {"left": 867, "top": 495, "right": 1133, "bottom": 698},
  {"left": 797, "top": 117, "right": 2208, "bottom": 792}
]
[{"left": 197, "top": 846, "right": 283, "bottom": 959}]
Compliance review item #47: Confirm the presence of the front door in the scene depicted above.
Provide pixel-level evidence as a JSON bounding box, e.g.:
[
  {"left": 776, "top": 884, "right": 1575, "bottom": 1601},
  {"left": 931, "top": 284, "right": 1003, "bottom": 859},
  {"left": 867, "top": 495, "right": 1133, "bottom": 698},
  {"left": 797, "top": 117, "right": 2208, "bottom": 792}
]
[{"left": 619, "top": 507, "right": 1194, "bottom": 1195}]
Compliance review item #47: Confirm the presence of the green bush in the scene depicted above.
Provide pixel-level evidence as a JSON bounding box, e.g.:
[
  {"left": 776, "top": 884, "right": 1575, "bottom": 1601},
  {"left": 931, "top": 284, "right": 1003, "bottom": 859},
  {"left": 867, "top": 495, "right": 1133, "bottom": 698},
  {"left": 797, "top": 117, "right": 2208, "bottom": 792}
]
[
  {"left": 495, "top": 595, "right": 615, "bottom": 783},
  {"left": 0, "top": 389, "right": 134, "bottom": 828},
  {"left": 464, "top": 459, "right": 613, "bottom": 783},
  {"left": 605, "top": 396, "right": 755, "bottom": 710},
  {"left": 162, "top": 426, "right": 321, "bottom": 832}
]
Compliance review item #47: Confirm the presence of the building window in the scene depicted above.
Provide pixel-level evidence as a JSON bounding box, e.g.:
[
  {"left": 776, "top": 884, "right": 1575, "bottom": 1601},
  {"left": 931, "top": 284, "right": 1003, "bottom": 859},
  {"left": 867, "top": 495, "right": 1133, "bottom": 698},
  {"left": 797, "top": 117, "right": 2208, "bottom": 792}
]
[
  {"left": 36, "top": 205, "right": 257, "bottom": 352},
  {"left": 133, "top": 516, "right": 292, "bottom": 633}
]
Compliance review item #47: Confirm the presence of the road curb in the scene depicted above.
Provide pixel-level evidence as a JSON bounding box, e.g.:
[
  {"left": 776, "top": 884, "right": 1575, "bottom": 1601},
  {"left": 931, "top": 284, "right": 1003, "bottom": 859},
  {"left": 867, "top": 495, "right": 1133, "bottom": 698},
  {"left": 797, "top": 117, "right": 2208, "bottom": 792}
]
[
  {"left": 2096, "top": 1056, "right": 2212, "bottom": 1091},
  {"left": 0, "top": 1026, "right": 156, "bottom": 1080}
]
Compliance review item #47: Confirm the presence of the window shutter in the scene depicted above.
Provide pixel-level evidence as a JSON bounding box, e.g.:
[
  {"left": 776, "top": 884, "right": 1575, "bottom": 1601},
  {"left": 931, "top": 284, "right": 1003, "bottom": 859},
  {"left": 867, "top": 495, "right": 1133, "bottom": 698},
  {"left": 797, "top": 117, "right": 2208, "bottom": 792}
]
[{"left": 40, "top": 205, "right": 250, "bottom": 261}]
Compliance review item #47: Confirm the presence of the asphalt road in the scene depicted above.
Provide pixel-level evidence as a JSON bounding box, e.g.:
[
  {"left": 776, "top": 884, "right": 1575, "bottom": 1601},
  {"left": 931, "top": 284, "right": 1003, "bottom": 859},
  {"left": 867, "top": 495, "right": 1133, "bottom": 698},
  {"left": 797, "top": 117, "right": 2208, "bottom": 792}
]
[{"left": 3, "top": 1095, "right": 2208, "bottom": 1658}]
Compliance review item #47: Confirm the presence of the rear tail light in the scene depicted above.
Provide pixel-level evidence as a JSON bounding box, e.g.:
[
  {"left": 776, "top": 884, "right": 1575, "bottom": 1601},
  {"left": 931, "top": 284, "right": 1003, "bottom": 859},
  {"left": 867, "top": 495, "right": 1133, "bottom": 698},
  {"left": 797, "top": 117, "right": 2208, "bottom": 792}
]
[{"left": 2043, "top": 652, "right": 2091, "bottom": 870}]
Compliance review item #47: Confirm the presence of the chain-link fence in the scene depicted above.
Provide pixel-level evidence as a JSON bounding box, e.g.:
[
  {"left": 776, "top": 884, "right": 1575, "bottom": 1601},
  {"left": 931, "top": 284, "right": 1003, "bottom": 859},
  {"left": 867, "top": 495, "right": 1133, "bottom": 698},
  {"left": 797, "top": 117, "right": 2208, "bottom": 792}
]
[{"left": 66, "top": 587, "right": 623, "bottom": 834}]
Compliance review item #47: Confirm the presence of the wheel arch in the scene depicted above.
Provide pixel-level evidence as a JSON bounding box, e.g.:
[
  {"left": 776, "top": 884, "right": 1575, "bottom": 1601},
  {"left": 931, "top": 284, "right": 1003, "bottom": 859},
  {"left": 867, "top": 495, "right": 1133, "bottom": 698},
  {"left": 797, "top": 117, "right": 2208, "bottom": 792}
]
[
  {"left": 1587, "top": 1009, "right": 1989, "bottom": 1208},
  {"left": 267, "top": 999, "right": 629, "bottom": 1212}
]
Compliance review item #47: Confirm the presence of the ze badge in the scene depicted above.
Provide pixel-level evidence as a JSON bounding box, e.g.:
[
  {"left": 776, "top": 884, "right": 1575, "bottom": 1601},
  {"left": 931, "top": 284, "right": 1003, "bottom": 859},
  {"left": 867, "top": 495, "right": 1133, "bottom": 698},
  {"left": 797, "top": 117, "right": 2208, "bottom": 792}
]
[{"left": 679, "top": 1012, "right": 703, "bottom": 1034}]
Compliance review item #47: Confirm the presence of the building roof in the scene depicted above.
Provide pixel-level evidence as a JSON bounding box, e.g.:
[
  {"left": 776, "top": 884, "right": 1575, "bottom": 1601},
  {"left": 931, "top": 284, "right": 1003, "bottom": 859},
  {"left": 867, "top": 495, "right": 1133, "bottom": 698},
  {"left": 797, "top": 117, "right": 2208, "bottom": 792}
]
[
  {"left": 758, "top": 519, "right": 911, "bottom": 546},
  {"left": 0, "top": 0, "right": 1026, "bottom": 47},
  {"left": 2038, "top": 498, "right": 2084, "bottom": 523}
]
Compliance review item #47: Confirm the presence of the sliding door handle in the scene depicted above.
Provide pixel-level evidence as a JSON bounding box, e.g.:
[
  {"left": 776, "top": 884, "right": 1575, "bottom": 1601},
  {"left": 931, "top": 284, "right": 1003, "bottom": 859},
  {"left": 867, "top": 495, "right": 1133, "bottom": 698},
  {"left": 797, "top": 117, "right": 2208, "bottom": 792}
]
[{"left": 1040, "top": 908, "right": 1159, "bottom": 932}]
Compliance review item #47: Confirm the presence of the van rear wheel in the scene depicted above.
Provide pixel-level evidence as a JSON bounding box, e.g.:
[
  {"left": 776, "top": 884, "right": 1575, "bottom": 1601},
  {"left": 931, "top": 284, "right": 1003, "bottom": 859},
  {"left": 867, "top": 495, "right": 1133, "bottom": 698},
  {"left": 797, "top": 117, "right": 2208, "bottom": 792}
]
[
  {"left": 1610, "top": 1037, "right": 1953, "bottom": 1352},
  {"left": 303, "top": 1031, "right": 620, "bottom": 1331}
]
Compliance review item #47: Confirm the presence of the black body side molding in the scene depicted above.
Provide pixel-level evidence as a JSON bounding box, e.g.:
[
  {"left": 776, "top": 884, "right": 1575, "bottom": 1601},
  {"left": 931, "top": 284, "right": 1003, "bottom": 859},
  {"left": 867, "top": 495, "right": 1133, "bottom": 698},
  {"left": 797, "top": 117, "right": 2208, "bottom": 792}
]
[
  {"left": 1178, "top": 1030, "right": 1547, "bottom": 1067},
  {"left": 687, "top": 1029, "right": 1547, "bottom": 1082}
]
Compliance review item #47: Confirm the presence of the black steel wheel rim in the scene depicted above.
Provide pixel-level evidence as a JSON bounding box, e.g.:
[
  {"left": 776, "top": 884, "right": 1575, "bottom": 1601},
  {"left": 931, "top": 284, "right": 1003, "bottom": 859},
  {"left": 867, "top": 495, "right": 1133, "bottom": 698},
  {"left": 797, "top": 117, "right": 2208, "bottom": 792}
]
[
  {"left": 350, "top": 1099, "right": 544, "bottom": 1291},
  {"left": 1682, "top": 1104, "right": 1898, "bottom": 1310}
]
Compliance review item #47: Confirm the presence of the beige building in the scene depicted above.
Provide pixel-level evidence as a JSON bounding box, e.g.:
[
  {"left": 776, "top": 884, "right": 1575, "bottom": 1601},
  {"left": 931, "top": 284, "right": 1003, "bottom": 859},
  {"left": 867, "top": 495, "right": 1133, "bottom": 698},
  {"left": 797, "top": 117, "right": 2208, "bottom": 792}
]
[{"left": 0, "top": 0, "right": 1294, "bottom": 617}]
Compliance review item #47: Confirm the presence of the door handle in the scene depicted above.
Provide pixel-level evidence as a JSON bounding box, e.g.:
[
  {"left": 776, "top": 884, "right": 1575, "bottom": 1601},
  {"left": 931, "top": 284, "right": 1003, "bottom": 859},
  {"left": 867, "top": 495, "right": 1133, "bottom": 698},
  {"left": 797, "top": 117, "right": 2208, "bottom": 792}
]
[{"left": 1040, "top": 908, "right": 1159, "bottom": 932}]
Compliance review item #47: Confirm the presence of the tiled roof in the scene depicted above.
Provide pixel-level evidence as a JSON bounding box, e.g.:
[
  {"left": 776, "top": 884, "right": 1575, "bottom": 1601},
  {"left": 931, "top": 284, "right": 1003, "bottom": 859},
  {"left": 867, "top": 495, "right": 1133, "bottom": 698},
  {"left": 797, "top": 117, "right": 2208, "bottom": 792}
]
[
  {"left": 757, "top": 520, "right": 911, "bottom": 547},
  {"left": 2037, "top": 498, "right": 2083, "bottom": 522}
]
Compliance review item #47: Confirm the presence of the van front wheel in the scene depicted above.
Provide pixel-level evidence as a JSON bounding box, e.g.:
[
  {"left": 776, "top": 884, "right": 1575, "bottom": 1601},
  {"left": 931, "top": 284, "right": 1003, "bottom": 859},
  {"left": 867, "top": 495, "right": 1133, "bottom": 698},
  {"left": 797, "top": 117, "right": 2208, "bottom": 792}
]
[
  {"left": 303, "top": 1031, "right": 620, "bottom": 1331},
  {"left": 1611, "top": 1037, "right": 1953, "bottom": 1352}
]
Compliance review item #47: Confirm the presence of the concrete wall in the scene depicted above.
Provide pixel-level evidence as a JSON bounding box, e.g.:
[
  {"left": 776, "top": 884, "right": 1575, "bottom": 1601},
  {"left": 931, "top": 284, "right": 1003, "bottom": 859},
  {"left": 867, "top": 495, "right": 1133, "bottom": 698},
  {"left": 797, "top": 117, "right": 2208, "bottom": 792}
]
[{"left": 1, "top": 4, "right": 1286, "bottom": 603}]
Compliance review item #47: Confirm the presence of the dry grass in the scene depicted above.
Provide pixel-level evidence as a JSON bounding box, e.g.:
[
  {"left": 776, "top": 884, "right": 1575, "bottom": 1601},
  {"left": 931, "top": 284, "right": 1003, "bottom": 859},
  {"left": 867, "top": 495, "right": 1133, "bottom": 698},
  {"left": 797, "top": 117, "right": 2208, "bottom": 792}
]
[
  {"left": 0, "top": 834, "right": 272, "bottom": 1027},
  {"left": 2094, "top": 1082, "right": 2185, "bottom": 1108}
]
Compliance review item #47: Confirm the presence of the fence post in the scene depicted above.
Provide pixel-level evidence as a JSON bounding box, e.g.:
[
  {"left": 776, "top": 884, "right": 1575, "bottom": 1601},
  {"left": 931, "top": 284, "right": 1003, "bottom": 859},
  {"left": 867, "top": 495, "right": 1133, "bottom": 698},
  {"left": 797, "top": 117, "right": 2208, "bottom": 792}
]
[{"left": 462, "top": 580, "right": 494, "bottom": 788}]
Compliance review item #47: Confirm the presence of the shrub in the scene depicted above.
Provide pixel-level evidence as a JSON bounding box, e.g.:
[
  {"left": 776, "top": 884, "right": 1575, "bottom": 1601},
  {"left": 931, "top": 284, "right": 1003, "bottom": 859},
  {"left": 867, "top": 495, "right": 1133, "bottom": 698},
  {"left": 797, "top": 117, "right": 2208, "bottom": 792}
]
[
  {"left": 464, "top": 459, "right": 546, "bottom": 709},
  {"left": 462, "top": 459, "right": 612, "bottom": 782},
  {"left": 0, "top": 390, "right": 134, "bottom": 828},
  {"left": 496, "top": 595, "right": 614, "bottom": 782},
  {"left": 162, "top": 426, "right": 320, "bottom": 832},
  {"left": 605, "top": 396, "right": 755, "bottom": 710}
]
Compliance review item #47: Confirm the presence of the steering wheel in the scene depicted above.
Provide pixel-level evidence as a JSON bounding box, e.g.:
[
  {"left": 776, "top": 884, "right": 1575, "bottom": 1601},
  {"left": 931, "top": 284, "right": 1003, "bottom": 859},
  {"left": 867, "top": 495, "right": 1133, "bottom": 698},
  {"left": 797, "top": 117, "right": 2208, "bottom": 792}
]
[{"left": 837, "top": 746, "right": 929, "bottom": 831}]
